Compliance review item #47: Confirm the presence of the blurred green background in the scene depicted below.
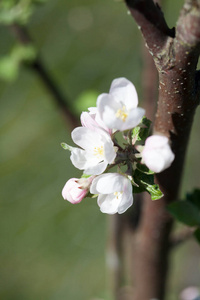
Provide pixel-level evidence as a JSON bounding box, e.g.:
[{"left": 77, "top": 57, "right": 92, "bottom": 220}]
[{"left": 0, "top": 1, "right": 200, "bottom": 299}]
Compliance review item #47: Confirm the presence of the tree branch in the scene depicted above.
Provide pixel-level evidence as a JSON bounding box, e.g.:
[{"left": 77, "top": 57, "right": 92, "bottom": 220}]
[
  {"left": 170, "top": 227, "right": 195, "bottom": 248},
  {"left": 10, "top": 24, "right": 79, "bottom": 130},
  {"left": 125, "top": 0, "right": 175, "bottom": 57},
  {"left": 123, "top": 0, "right": 200, "bottom": 299}
]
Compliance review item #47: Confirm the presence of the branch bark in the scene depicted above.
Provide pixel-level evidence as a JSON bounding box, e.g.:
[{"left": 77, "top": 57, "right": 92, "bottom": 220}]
[{"left": 124, "top": 0, "right": 200, "bottom": 299}]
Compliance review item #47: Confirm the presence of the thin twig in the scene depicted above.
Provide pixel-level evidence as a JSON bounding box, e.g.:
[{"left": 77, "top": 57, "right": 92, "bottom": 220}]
[
  {"left": 170, "top": 227, "right": 195, "bottom": 248},
  {"left": 10, "top": 24, "right": 79, "bottom": 129}
]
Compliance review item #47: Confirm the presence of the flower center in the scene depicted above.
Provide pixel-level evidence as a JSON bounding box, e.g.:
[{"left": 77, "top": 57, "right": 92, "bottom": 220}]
[
  {"left": 93, "top": 145, "right": 104, "bottom": 159},
  {"left": 116, "top": 106, "right": 128, "bottom": 122},
  {"left": 114, "top": 191, "right": 123, "bottom": 200}
]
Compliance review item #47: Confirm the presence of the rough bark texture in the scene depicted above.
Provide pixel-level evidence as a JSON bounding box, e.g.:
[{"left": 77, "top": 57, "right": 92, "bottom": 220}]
[{"left": 123, "top": 0, "right": 200, "bottom": 299}]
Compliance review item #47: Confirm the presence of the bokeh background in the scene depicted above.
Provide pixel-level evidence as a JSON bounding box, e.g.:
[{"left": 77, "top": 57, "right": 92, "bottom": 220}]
[{"left": 0, "top": 1, "right": 200, "bottom": 299}]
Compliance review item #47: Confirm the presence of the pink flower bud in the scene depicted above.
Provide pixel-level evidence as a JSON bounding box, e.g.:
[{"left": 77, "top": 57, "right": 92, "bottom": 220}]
[{"left": 62, "top": 178, "right": 88, "bottom": 204}]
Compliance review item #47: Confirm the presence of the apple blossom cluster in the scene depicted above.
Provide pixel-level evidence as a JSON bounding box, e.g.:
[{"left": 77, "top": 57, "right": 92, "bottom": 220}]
[{"left": 61, "top": 78, "right": 175, "bottom": 214}]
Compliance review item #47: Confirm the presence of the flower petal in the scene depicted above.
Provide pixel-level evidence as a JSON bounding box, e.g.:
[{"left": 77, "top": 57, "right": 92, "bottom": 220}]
[
  {"left": 117, "top": 180, "right": 133, "bottom": 213},
  {"left": 90, "top": 173, "right": 125, "bottom": 194},
  {"left": 142, "top": 135, "right": 175, "bottom": 173},
  {"left": 97, "top": 194, "right": 121, "bottom": 214},
  {"left": 104, "top": 140, "right": 117, "bottom": 163},
  {"left": 71, "top": 127, "right": 102, "bottom": 150},
  {"left": 110, "top": 77, "right": 138, "bottom": 110},
  {"left": 84, "top": 161, "right": 107, "bottom": 175},
  {"left": 121, "top": 107, "right": 145, "bottom": 130},
  {"left": 80, "top": 111, "right": 97, "bottom": 129},
  {"left": 70, "top": 148, "right": 89, "bottom": 170}
]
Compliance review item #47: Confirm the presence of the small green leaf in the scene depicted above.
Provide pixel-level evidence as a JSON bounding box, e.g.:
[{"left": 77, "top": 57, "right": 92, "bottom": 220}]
[
  {"left": 61, "top": 143, "right": 74, "bottom": 151},
  {"left": 132, "top": 116, "right": 151, "bottom": 142},
  {"left": 85, "top": 192, "right": 98, "bottom": 199},
  {"left": 91, "top": 194, "right": 98, "bottom": 198},
  {"left": 142, "top": 182, "right": 164, "bottom": 200},
  {"left": 168, "top": 201, "right": 200, "bottom": 227},
  {"left": 194, "top": 228, "right": 200, "bottom": 244},
  {"left": 139, "top": 117, "right": 152, "bottom": 140},
  {"left": 81, "top": 174, "right": 91, "bottom": 179},
  {"left": 186, "top": 189, "right": 200, "bottom": 210},
  {"left": 136, "top": 163, "right": 154, "bottom": 175},
  {"left": 132, "top": 126, "right": 140, "bottom": 141},
  {"left": 132, "top": 167, "right": 154, "bottom": 194},
  {"left": 131, "top": 165, "right": 163, "bottom": 200},
  {"left": 12, "top": 44, "right": 37, "bottom": 63},
  {"left": 0, "top": 45, "right": 37, "bottom": 82},
  {"left": 0, "top": 0, "right": 48, "bottom": 25},
  {"left": 0, "top": 56, "right": 19, "bottom": 81}
]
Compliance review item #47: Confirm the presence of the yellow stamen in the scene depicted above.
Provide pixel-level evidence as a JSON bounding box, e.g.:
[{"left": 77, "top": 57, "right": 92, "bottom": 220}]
[
  {"left": 114, "top": 191, "right": 123, "bottom": 199},
  {"left": 115, "top": 106, "right": 128, "bottom": 122},
  {"left": 94, "top": 145, "right": 104, "bottom": 159}
]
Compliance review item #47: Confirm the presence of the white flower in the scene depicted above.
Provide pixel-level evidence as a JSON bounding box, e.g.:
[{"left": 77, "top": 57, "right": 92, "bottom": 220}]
[
  {"left": 80, "top": 107, "right": 111, "bottom": 134},
  {"left": 70, "top": 127, "right": 116, "bottom": 175},
  {"left": 90, "top": 173, "right": 133, "bottom": 214},
  {"left": 97, "top": 77, "right": 145, "bottom": 131},
  {"left": 141, "top": 135, "right": 175, "bottom": 173},
  {"left": 180, "top": 286, "right": 200, "bottom": 300}
]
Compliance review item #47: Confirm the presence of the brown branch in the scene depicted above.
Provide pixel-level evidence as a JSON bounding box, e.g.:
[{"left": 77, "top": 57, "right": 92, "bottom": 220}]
[
  {"left": 141, "top": 44, "right": 158, "bottom": 121},
  {"left": 107, "top": 215, "right": 125, "bottom": 300},
  {"left": 170, "top": 227, "right": 195, "bottom": 248},
  {"left": 125, "top": 0, "right": 175, "bottom": 57},
  {"left": 10, "top": 24, "right": 79, "bottom": 130},
  {"left": 123, "top": 1, "right": 200, "bottom": 299}
]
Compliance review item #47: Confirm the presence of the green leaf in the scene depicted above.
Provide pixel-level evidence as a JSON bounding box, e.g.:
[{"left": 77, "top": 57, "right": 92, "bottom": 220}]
[
  {"left": 139, "top": 117, "right": 152, "bottom": 140},
  {"left": 81, "top": 174, "right": 91, "bottom": 179},
  {"left": 132, "top": 166, "right": 154, "bottom": 194},
  {"left": 186, "top": 189, "right": 200, "bottom": 210},
  {"left": 132, "top": 126, "right": 140, "bottom": 141},
  {"left": 194, "top": 228, "right": 200, "bottom": 244},
  {"left": 142, "top": 182, "right": 164, "bottom": 200},
  {"left": 12, "top": 44, "right": 37, "bottom": 63},
  {"left": 61, "top": 143, "right": 74, "bottom": 151},
  {"left": 136, "top": 163, "right": 154, "bottom": 175},
  {"left": 0, "top": 56, "right": 19, "bottom": 81},
  {"left": 132, "top": 116, "right": 151, "bottom": 142},
  {"left": 0, "top": 0, "right": 47, "bottom": 25},
  {"left": 85, "top": 192, "right": 98, "bottom": 199},
  {"left": 0, "top": 45, "right": 37, "bottom": 82},
  {"left": 131, "top": 164, "right": 163, "bottom": 200},
  {"left": 168, "top": 201, "right": 200, "bottom": 227}
]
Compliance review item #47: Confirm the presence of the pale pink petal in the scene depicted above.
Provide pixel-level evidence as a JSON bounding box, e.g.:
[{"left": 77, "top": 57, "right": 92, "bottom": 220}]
[
  {"left": 110, "top": 77, "right": 138, "bottom": 110},
  {"left": 62, "top": 178, "right": 88, "bottom": 204},
  {"left": 80, "top": 111, "right": 97, "bottom": 129}
]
